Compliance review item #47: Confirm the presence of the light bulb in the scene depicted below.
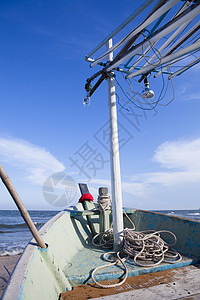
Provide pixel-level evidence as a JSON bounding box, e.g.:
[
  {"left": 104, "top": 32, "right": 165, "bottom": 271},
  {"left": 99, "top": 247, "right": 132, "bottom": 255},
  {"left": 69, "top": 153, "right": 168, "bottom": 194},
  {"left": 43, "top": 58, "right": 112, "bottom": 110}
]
[
  {"left": 83, "top": 94, "right": 91, "bottom": 107},
  {"left": 141, "top": 77, "right": 155, "bottom": 99},
  {"left": 141, "top": 87, "right": 155, "bottom": 99}
]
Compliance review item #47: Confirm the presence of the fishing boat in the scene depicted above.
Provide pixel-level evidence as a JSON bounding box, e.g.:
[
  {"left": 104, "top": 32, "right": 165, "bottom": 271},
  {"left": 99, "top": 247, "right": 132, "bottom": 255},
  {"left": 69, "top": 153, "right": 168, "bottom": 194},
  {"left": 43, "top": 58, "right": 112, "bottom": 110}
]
[
  {"left": 2, "top": 189, "right": 200, "bottom": 300},
  {"left": 1, "top": 0, "right": 200, "bottom": 299}
]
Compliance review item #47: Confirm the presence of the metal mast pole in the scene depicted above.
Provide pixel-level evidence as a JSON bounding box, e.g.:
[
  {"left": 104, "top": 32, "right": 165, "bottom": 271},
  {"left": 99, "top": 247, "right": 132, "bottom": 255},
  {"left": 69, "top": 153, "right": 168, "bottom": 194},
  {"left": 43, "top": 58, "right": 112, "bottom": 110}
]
[{"left": 107, "top": 39, "right": 124, "bottom": 249}]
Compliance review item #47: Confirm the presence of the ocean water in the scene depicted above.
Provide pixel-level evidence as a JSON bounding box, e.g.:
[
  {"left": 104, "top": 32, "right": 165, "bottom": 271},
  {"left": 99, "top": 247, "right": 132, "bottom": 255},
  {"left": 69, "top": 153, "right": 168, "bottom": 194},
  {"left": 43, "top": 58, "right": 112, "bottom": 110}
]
[
  {"left": 0, "top": 210, "right": 58, "bottom": 256},
  {"left": 153, "top": 209, "right": 200, "bottom": 220},
  {"left": 0, "top": 209, "right": 200, "bottom": 256}
]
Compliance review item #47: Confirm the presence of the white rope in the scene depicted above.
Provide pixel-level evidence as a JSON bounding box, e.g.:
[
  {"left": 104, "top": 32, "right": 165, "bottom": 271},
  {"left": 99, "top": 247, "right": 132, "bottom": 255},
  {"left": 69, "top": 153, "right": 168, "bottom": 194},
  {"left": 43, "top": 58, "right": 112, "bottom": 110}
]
[
  {"left": 123, "top": 229, "right": 182, "bottom": 267},
  {"left": 92, "top": 229, "right": 113, "bottom": 248},
  {"left": 91, "top": 212, "right": 182, "bottom": 288},
  {"left": 91, "top": 251, "right": 128, "bottom": 288},
  {"left": 97, "top": 195, "right": 111, "bottom": 235},
  {"left": 97, "top": 196, "right": 110, "bottom": 211}
]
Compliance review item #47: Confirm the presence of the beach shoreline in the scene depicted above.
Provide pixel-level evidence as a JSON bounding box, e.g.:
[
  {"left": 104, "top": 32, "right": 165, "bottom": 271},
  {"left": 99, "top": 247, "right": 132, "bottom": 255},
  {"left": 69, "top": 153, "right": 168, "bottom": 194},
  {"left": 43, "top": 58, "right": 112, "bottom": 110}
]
[{"left": 0, "top": 254, "right": 21, "bottom": 297}]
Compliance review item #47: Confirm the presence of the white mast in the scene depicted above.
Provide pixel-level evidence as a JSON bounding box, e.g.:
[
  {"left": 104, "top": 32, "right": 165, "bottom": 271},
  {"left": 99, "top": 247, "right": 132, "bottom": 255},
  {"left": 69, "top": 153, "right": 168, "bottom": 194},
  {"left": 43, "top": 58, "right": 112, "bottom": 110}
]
[{"left": 107, "top": 39, "right": 124, "bottom": 249}]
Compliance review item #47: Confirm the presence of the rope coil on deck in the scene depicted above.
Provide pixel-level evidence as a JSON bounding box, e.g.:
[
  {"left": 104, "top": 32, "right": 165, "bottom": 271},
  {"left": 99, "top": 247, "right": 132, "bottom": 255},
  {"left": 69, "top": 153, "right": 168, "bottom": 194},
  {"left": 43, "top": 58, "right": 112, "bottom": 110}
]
[{"left": 91, "top": 208, "right": 182, "bottom": 288}]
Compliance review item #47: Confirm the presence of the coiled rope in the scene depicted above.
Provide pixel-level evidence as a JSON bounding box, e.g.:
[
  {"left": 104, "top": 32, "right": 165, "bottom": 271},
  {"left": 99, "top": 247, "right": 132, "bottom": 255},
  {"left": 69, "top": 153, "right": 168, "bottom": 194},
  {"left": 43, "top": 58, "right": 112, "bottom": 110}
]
[{"left": 91, "top": 206, "right": 182, "bottom": 288}]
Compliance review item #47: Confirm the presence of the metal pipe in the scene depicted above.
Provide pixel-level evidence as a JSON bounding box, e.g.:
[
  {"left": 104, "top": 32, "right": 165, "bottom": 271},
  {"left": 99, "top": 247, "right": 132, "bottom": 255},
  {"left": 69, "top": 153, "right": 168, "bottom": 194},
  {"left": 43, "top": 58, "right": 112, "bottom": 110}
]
[
  {"left": 154, "top": 33, "right": 200, "bottom": 78},
  {"left": 90, "top": 0, "right": 181, "bottom": 68},
  {"left": 106, "top": 2, "right": 200, "bottom": 73},
  {"left": 126, "top": 39, "right": 200, "bottom": 78},
  {"left": 85, "top": 0, "right": 155, "bottom": 59},
  {"left": 116, "top": 0, "right": 169, "bottom": 60},
  {"left": 154, "top": 56, "right": 181, "bottom": 78},
  {"left": 130, "top": 1, "right": 192, "bottom": 71},
  {"left": 107, "top": 39, "right": 123, "bottom": 249},
  {"left": 88, "top": 75, "right": 105, "bottom": 97},
  {"left": 123, "top": 2, "right": 170, "bottom": 67},
  {"left": 129, "top": 20, "right": 190, "bottom": 72},
  {"left": 129, "top": 44, "right": 153, "bottom": 69},
  {"left": 86, "top": 70, "right": 103, "bottom": 84},
  {"left": 169, "top": 56, "right": 200, "bottom": 79},
  {"left": 163, "top": 21, "right": 200, "bottom": 57},
  {"left": 0, "top": 163, "right": 47, "bottom": 249}
]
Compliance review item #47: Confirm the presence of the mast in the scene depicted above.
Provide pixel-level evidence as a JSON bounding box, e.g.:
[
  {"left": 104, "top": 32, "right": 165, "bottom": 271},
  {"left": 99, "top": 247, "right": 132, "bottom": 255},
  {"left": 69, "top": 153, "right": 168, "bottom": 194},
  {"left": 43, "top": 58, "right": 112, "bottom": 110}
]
[
  {"left": 84, "top": 0, "right": 200, "bottom": 247},
  {"left": 107, "top": 39, "right": 124, "bottom": 249}
]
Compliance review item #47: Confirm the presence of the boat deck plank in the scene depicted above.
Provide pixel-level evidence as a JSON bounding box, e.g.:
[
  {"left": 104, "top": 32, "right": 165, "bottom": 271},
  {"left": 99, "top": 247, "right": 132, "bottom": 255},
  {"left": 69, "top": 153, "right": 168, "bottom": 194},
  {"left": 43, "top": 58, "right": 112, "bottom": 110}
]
[
  {"left": 63, "top": 245, "right": 199, "bottom": 287},
  {"left": 60, "top": 263, "right": 200, "bottom": 300}
]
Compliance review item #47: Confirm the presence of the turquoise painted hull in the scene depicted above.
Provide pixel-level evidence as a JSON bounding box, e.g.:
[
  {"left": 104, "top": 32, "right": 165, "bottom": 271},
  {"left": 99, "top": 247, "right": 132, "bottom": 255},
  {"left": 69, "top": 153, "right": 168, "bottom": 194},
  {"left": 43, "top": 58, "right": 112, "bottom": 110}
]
[{"left": 2, "top": 202, "right": 200, "bottom": 300}]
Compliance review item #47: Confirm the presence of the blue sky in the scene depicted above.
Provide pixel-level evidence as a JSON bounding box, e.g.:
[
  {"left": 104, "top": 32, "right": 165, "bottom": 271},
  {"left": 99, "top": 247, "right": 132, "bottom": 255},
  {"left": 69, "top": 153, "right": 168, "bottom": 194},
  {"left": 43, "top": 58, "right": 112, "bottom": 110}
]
[{"left": 0, "top": 0, "right": 200, "bottom": 210}]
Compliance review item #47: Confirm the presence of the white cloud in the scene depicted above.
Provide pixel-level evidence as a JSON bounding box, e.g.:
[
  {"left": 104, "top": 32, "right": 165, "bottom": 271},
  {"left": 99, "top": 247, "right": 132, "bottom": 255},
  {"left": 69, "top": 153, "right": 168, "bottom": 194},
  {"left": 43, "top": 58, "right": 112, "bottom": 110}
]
[
  {"left": 153, "top": 138, "right": 200, "bottom": 170},
  {"left": 123, "top": 138, "right": 200, "bottom": 198},
  {"left": 0, "top": 137, "right": 65, "bottom": 185},
  {"left": 89, "top": 178, "right": 111, "bottom": 186},
  {"left": 2, "top": 136, "right": 196, "bottom": 204},
  {"left": 133, "top": 170, "right": 200, "bottom": 186},
  {"left": 84, "top": 139, "right": 200, "bottom": 200},
  {"left": 183, "top": 93, "right": 200, "bottom": 101}
]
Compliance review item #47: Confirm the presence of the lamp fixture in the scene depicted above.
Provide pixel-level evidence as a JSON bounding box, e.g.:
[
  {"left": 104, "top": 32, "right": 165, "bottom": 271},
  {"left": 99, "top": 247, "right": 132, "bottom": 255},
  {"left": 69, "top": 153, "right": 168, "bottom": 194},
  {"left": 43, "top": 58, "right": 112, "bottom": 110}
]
[
  {"left": 83, "top": 81, "right": 92, "bottom": 107},
  {"left": 83, "top": 94, "right": 91, "bottom": 107},
  {"left": 141, "top": 77, "right": 155, "bottom": 99}
]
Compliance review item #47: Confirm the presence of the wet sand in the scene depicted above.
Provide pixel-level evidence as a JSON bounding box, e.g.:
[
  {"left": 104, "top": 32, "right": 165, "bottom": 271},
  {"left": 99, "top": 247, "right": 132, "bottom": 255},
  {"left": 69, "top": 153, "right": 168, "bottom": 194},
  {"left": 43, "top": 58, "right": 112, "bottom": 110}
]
[{"left": 0, "top": 254, "right": 21, "bottom": 298}]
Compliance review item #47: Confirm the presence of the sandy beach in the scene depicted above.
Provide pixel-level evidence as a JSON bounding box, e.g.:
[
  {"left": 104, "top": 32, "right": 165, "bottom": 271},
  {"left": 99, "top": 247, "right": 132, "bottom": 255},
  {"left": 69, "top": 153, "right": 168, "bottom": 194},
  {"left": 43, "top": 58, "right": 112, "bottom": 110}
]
[{"left": 0, "top": 254, "right": 21, "bottom": 297}]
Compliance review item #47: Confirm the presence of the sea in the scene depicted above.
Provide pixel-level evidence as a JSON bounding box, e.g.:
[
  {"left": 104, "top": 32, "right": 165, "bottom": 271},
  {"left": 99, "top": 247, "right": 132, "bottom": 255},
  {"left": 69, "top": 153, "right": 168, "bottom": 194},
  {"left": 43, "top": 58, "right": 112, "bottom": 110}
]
[
  {"left": 0, "top": 209, "right": 200, "bottom": 256},
  {"left": 0, "top": 210, "right": 58, "bottom": 256}
]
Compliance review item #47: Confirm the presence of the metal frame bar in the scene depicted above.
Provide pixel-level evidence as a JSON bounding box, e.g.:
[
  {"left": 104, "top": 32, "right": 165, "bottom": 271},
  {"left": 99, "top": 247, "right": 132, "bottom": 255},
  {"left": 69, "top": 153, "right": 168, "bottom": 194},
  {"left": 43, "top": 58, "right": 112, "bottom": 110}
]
[
  {"left": 129, "top": 0, "right": 192, "bottom": 71},
  {"left": 126, "top": 40, "right": 200, "bottom": 78},
  {"left": 124, "top": 8, "right": 170, "bottom": 68},
  {"left": 119, "top": 0, "right": 170, "bottom": 65},
  {"left": 130, "top": 21, "right": 190, "bottom": 71},
  {"left": 106, "top": 3, "right": 200, "bottom": 72},
  {"left": 90, "top": 0, "right": 181, "bottom": 68},
  {"left": 85, "top": 0, "right": 155, "bottom": 59},
  {"left": 163, "top": 21, "right": 200, "bottom": 57},
  {"left": 154, "top": 56, "right": 182, "bottom": 78},
  {"left": 88, "top": 75, "right": 105, "bottom": 97},
  {"left": 169, "top": 55, "right": 200, "bottom": 78}
]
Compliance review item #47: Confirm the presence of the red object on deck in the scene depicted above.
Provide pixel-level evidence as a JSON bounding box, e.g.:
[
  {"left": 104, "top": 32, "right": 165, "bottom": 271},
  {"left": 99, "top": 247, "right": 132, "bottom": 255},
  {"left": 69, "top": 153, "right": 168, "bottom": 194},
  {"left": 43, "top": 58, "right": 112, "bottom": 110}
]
[{"left": 79, "top": 193, "right": 94, "bottom": 203}]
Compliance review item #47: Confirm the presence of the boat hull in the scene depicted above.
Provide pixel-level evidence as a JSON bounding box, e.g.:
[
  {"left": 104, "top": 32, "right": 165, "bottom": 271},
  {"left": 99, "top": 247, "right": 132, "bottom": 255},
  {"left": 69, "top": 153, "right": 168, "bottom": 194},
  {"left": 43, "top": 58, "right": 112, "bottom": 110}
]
[{"left": 2, "top": 203, "right": 200, "bottom": 299}]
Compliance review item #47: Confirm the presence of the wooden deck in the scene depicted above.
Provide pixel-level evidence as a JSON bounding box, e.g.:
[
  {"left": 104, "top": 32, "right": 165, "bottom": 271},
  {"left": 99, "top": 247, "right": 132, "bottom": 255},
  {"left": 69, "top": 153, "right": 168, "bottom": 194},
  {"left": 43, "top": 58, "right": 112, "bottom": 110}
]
[{"left": 60, "top": 263, "right": 200, "bottom": 300}]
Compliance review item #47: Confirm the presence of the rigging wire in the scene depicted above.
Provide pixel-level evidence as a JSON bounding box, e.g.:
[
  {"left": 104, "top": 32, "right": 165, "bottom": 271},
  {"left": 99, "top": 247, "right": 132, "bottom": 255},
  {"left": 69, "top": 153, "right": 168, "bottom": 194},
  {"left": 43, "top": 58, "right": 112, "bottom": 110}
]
[
  {"left": 128, "top": 27, "right": 200, "bottom": 77},
  {"left": 113, "top": 31, "right": 177, "bottom": 111},
  {"left": 141, "top": 30, "right": 163, "bottom": 67},
  {"left": 115, "top": 60, "right": 175, "bottom": 111}
]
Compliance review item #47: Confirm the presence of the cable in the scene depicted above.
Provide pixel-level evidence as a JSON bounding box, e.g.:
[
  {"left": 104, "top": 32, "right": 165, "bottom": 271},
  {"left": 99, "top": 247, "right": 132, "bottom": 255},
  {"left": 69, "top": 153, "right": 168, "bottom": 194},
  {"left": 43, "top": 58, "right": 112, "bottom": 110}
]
[
  {"left": 141, "top": 31, "right": 163, "bottom": 68},
  {"left": 115, "top": 77, "right": 158, "bottom": 110},
  {"left": 116, "top": 58, "right": 176, "bottom": 109},
  {"left": 115, "top": 76, "right": 164, "bottom": 111},
  {"left": 116, "top": 93, "right": 131, "bottom": 112},
  {"left": 116, "top": 35, "right": 176, "bottom": 109}
]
